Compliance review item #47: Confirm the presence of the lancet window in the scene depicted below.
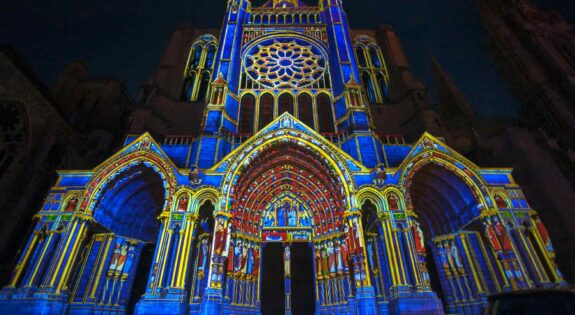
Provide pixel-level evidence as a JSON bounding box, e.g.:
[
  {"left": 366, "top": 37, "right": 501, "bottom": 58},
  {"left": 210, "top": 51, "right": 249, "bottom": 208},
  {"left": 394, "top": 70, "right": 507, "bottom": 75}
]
[
  {"left": 317, "top": 93, "right": 335, "bottom": 133},
  {"left": 239, "top": 94, "right": 256, "bottom": 133},
  {"left": 297, "top": 93, "right": 314, "bottom": 128},
  {"left": 354, "top": 35, "right": 391, "bottom": 104},
  {"left": 259, "top": 93, "right": 274, "bottom": 130},
  {"left": 182, "top": 34, "right": 218, "bottom": 102}
]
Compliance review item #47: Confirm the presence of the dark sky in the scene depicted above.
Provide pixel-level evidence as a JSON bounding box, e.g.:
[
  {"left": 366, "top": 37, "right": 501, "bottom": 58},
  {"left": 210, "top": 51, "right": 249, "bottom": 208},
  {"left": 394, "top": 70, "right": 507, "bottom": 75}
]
[{"left": 1, "top": 0, "right": 573, "bottom": 117}]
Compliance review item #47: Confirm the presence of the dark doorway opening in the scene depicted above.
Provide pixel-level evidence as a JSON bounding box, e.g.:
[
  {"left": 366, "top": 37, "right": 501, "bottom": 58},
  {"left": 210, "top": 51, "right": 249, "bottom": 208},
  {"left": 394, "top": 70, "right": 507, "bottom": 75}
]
[
  {"left": 291, "top": 243, "right": 315, "bottom": 315},
  {"left": 261, "top": 243, "right": 285, "bottom": 315},
  {"left": 128, "top": 243, "right": 155, "bottom": 314}
]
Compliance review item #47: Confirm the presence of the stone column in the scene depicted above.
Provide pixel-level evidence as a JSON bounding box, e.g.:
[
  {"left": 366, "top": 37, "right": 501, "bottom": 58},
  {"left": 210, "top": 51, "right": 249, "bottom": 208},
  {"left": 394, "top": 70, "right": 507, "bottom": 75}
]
[
  {"left": 169, "top": 213, "right": 198, "bottom": 290},
  {"left": 6, "top": 224, "right": 42, "bottom": 290},
  {"left": 144, "top": 213, "right": 171, "bottom": 294},
  {"left": 200, "top": 211, "right": 231, "bottom": 315},
  {"left": 44, "top": 216, "right": 89, "bottom": 294},
  {"left": 344, "top": 208, "right": 377, "bottom": 315}
]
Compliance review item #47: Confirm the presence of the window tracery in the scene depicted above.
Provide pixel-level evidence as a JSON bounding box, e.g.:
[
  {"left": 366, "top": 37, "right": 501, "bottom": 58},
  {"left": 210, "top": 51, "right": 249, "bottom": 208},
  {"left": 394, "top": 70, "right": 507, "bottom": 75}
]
[
  {"left": 244, "top": 39, "right": 327, "bottom": 89},
  {"left": 354, "top": 35, "right": 391, "bottom": 104},
  {"left": 182, "top": 34, "right": 218, "bottom": 102}
]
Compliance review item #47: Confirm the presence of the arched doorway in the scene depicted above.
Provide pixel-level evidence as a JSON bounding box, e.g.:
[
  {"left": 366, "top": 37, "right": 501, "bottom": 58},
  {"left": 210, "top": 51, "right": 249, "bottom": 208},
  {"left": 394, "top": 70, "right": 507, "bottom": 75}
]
[
  {"left": 68, "top": 163, "right": 166, "bottom": 313},
  {"left": 220, "top": 139, "right": 364, "bottom": 314},
  {"left": 405, "top": 163, "right": 512, "bottom": 314}
]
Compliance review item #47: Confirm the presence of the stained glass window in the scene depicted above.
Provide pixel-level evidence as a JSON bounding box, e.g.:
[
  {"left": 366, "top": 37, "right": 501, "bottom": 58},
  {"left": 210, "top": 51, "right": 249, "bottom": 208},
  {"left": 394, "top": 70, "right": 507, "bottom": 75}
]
[
  {"left": 298, "top": 93, "right": 314, "bottom": 129},
  {"left": 245, "top": 39, "right": 326, "bottom": 89},
  {"left": 317, "top": 93, "right": 334, "bottom": 133},
  {"left": 278, "top": 93, "right": 294, "bottom": 115},
  {"left": 259, "top": 93, "right": 274, "bottom": 130},
  {"left": 240, "top": 94, "right": 255, "bottom": 133}
]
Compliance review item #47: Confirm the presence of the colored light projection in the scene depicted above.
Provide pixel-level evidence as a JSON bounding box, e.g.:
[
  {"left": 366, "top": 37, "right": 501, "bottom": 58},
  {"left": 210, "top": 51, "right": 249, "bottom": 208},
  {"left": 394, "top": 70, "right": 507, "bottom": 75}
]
[
  {"left": 231, "top": 140, "right": 345, "bottom": 239},
  {"left": 0, "top": 0, "right": 569, "bottom": 311},
  {"left": 261, "top": 192, "right": 313, "bottom": 242},
  {"left": 245, "top": 38, "right": 326, "bottom": 88}
]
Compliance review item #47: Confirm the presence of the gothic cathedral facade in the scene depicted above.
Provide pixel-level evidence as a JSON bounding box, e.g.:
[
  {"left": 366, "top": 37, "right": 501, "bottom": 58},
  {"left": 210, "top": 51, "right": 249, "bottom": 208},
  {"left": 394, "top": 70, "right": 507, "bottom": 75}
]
[{"left": 0, "top": 0, "right": 567, "bottom": 314}]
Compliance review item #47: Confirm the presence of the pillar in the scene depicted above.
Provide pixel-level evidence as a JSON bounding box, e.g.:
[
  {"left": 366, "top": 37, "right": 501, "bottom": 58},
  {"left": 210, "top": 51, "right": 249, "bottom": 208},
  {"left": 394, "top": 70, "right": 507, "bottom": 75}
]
[
  {"left": 344, "top": 208, "right": 377, "bottom": 315},
  {"left": 200, "top": 211, "right": 231, "bottom": 315}
]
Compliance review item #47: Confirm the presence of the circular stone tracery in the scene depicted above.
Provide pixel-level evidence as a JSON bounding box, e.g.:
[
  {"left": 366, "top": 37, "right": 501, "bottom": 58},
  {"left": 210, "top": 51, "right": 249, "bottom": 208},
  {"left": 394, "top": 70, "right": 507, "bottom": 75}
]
[{"left": 245, "top": 39, "right": 326, "bottom": 88}]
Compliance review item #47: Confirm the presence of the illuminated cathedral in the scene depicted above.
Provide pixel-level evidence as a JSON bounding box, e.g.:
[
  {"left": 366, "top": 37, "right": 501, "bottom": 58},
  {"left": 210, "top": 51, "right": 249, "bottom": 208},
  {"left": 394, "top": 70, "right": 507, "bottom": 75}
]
[{"left": 0, "top": 0, "right": 567, "bottom": 314}]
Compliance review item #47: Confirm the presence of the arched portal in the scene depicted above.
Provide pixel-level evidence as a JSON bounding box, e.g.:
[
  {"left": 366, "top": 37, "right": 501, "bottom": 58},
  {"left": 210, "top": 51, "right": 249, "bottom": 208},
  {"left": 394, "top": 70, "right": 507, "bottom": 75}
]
[
  {"left": 220, "top": 139, "right": 367, "bottom": 314},
  {"left": 405, "top": 162, "right": 511, "bottom": 314},
  {"left": 69, "top": 163, "right": 166, "bottom": 313}
]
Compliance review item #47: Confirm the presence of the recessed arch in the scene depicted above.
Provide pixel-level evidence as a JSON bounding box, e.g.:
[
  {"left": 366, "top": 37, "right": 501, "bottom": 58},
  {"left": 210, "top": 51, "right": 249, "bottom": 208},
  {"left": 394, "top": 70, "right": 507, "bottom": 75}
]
[
  {"left": 316, "top": 92, "right": 334, "bottom": 133},
  {"left": 229, "top": 140, "right": 348, "bottom": 238},
  {"left": 278, "top": 92, "right": 294, "bottom": 116},
  {"left": 192, "top": 187, "right": 221, "bottom": 213},
  {"left": 239, "top": 93, "right": 256, "bottom": 133},
  {"left": 91, "top": 163, "right": 166, "bottom": 242},
  {"left": 297, "top": 92, "right": 314, "bottom": 129},
  {"left": 218, "top": 128, "right": 360, "bottom": 218},
  {"left": 356, "top": 187, "right": 386, "bottom": 215},
  {"left": 259, "top": 93, "right": 274, "bottom": 130},
  {"left": 83, "top": 147, "right": 177, "bottom": 215}
]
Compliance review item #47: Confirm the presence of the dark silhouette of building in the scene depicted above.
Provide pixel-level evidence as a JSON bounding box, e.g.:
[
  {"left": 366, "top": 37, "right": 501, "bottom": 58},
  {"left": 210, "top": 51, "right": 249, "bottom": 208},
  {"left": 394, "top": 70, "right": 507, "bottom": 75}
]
[
  {"left": 476, "top": 0, "right": 575, "bottom": 177},
  {"left": 0, "top": 47, "right": 131, "bottom": 282}
]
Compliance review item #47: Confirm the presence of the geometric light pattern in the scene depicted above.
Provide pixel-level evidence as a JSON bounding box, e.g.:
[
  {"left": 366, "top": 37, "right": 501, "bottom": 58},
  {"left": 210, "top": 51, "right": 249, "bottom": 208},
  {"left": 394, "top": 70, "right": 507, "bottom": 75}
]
[{"left": 245, "top": 40, "right": 326, "bottom": 88}]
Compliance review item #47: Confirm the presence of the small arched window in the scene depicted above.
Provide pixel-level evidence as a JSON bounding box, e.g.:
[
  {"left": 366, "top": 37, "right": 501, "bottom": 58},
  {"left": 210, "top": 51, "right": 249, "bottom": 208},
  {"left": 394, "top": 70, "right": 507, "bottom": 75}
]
[
  {"left": 376, "top": 72, "right": 389, "bottom": 102},
  {"left": 369, "top": 47, "right": 381, "bottom": 68},
  {"left": 259, "top": 93, "right": 274, "bottom": 130},
  {"left": 205, "top": 46, "right": 216, "bottom": 68},
  {"left": 239, "top": 94, "right": 256, "bottom": 133},
  {"left": 356, "top": 47, "right": 367, "bottom": 67},
  {"left": 298, "top": 93, "right": 314, "bottom": 128},
  {"left": 191, "top": 45, "right": 202, "bottom": 69},
  {"left": 317, "top": 93, "right": 334, "bottom": 133},
  {"left": 176, "top": 195, "right": 189, "bottom": 212},
  {"left": 387, "top": 194, "right": 399, "bottom": 211},
  {"left": 198, "top": 72, "right": 211, "bottom": 102},
  {"left": 278, "top": 93, "right": 294, "bottom": 116},
  {"left": 495, "top": 195, "right": 508, "bottom": 209},
  {"left": 362, "top": 72, "right": 376, "bottom": 104},
  {"left": 361, "top": 199, "right": 379, "bottom": 234},
  {"left": 182, "top": 75, "right": 196, "bottom": 101}
]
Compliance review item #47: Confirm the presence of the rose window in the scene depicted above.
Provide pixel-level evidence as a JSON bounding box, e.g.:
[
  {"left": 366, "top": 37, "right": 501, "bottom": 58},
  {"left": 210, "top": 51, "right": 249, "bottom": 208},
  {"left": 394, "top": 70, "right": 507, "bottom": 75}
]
[{"left": 245, "top": 40, "right": 326, "bottom": 88}]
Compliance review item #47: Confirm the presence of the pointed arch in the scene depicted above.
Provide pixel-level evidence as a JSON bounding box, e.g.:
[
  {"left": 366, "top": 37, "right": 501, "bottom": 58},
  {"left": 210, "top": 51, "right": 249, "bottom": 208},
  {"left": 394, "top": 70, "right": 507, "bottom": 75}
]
[
  {"left": 297, "top": 92, "right": 314, "bottom": 129},
  {"left": 191, "top": 187, "right": 221, "bottom": 214},
  {"left": 239, "top": 93, "right": 256, "bottom": 133},
  {"left": 278, "top": 92, "right": 294, "bottom": 116},
  {"left": 376, "top": 72, "right": 389, "bottom": 102},
  {"left": 362, "top": 72, "right": 376, "bottom": 104},
  {"left": 356, "top": 46, "right": 367, "bottom": 67},
  {"left": 83, "top": 139, "right": 178, "bottom": 215},
  {"left": 205, "top": 45, "right": 217, "bottom": 69},
  {"left": 369, "top": 46, "right": 381, "bottom": 68},
  {"left": 316, "top": 93, "right": 334, "bottom": 133},
  {"left": 198, "top": 71, "right": 211, "bottom": 102},
  {"left": 173, "top": 188, "right": 193, "bottom": 212},
  {"left": 60, "top": 192, "right": 82, "bottom": 212},
  {"left": 493, "top": 192, "right": 510, "bottom": 209},
  {"left": 259, "top": 93, "right": 274, "bottom": 130},
  {"left": 356, "top": 187, "right": 385, "bottom": 215}
]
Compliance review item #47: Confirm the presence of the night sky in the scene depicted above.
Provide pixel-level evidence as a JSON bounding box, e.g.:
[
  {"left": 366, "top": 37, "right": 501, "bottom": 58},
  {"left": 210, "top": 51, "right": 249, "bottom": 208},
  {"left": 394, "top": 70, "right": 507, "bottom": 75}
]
[{"left": 1, "top": 0, "right": 573, "bottom": 117}]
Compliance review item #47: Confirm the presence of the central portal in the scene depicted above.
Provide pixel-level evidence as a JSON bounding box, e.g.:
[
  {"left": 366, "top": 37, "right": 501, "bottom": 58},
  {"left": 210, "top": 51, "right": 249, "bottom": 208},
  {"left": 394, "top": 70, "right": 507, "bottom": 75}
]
[{"left": 261, "top": 243, "right": 315, "bottom": 315}]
